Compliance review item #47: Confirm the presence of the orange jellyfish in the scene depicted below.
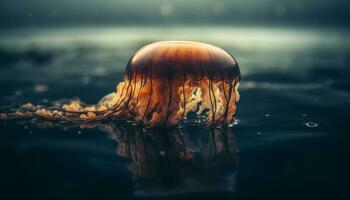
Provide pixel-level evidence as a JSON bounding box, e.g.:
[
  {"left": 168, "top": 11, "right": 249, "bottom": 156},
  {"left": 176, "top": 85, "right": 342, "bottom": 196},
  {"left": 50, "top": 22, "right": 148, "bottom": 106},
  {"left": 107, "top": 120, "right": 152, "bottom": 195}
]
[{"left": 2, "top": 41, "right": 241, "bottom": 128}]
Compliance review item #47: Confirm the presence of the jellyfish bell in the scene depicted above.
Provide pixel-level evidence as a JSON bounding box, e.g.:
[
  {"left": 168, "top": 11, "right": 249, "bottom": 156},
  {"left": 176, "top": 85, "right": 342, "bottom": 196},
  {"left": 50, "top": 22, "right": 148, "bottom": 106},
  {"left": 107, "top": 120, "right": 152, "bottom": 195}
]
[
  {"left": 2, "top": 41, "right": 240, "bottom": 128},
  {"left": 99, "top": 41, "right": 241, "bottom": 127}
]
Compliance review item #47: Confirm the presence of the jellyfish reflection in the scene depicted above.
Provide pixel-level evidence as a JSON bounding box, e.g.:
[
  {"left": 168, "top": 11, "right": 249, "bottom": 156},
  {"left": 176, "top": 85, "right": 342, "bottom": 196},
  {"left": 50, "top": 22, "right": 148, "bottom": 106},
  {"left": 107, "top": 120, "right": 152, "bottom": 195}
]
[
  {"left": 10, "top": 117, "right": 239, "bottom": 196},
  {"left": 99, "top": 123, "right": 239, "bottom": 196}
]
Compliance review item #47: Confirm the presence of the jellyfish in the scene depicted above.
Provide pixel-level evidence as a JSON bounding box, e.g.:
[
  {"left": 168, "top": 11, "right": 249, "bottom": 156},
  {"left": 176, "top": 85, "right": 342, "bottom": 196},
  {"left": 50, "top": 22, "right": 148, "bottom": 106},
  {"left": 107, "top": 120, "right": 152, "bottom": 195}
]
[{"left": 2, "top": 41, "right": 241, "bottom": 128}]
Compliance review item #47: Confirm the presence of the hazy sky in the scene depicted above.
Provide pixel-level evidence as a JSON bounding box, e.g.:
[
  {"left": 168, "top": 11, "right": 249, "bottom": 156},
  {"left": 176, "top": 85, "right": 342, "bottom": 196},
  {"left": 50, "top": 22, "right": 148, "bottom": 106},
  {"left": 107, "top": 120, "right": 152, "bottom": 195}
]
[{"left": 0, "top": 0, "right": 349, "bottom": 27}]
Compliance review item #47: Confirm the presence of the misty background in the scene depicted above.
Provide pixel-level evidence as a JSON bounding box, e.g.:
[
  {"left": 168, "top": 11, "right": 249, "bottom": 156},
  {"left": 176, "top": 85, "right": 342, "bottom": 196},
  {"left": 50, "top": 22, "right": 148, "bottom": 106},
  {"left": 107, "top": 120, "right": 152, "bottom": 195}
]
[
  {"left": 0, "top": 0, "right": 349, "bottom": 104},
  {"left": 0, "top": 0, "right": 349, "bottom": 28}
]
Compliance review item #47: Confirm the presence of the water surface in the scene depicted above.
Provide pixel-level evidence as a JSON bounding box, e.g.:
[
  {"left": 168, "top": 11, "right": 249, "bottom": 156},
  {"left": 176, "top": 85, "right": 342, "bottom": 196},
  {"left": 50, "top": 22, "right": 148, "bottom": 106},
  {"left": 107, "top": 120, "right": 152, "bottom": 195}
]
[{"left": 0, "top": 26, "right": 347, "bottom": 199}]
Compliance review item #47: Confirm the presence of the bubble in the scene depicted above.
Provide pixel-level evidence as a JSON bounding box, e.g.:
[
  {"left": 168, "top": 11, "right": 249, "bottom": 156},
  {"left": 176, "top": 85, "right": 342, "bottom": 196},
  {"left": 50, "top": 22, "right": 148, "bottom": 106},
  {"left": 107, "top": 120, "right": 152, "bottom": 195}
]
[
  {"left": 194, "top": 119, "right": 202, "bottom": 124},
  {"left": 265, "top": 114, "right": 270, "bottom": 117},
  {"left": 235, "top": 119, "right": 240, "bottom": 124},
  {"left": 305, "top": 122, "right": 318, "bottom": 128}
]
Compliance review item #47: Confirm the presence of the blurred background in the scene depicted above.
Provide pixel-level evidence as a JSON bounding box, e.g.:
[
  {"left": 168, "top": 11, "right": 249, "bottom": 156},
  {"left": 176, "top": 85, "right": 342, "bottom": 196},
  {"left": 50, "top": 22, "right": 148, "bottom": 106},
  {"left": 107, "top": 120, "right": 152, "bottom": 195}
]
[
  {"left": 0, "top": 0, "right": 349, "bottom": 104},
  {"left": 0, "top": 0, "right": 349, "bottom": 27},
  {"left": 0, "top": 1, "right": 348, "bottom": 199}
]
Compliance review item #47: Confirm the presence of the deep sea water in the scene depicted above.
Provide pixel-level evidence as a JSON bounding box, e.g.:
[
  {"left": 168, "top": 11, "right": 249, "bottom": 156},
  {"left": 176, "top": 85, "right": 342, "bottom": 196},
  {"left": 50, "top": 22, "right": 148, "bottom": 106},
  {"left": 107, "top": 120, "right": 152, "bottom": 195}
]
[{"left": 0, "top": 26, "right": 348, "bottom": 200}]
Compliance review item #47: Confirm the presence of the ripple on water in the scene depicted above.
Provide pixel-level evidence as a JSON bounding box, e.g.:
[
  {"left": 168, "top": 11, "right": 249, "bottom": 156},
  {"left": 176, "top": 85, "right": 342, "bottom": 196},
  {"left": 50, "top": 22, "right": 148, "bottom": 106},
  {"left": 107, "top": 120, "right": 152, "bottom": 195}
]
[{"left": 305, "top": 122, "right": 318, "bottom": 128}]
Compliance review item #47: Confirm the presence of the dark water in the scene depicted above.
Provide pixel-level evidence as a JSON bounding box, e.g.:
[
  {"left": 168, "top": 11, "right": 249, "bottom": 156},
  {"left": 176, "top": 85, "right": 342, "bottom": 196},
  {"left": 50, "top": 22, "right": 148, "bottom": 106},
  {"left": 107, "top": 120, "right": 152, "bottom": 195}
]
[{"left": 0, "top": 26, "right": 348, "bottom": 199}]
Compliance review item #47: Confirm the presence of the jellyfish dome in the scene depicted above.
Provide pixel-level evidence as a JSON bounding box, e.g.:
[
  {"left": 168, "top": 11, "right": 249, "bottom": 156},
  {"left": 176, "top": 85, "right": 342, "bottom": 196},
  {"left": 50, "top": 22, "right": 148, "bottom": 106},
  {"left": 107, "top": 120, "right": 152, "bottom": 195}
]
[{"left": 98, "top": 41, "right": 241, "bottom": 127}]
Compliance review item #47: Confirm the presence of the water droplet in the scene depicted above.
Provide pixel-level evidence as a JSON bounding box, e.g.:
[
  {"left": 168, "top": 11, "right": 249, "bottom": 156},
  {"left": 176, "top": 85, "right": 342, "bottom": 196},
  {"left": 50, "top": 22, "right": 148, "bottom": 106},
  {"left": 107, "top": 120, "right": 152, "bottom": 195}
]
[
  {"left": 194, "top": 119, "right": 202, "bottom": 124},
  {"left": 305, "top": 122, "right": 318, "bottom": 128},
  {"left": 228, "top": 119, "right": 239, "bottom": 127}
]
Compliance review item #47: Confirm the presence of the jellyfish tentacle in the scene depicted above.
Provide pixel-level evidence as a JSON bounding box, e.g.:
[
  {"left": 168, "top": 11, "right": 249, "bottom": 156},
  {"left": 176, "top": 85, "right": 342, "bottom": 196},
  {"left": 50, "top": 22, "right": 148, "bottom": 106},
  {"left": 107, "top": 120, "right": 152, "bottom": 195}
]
[
  {"left": 227, "top": 78, "right": 236, "bottom": 124},
  {"left": 111, "top": 75, "right": 138, "bottom": 117},
  {"left": 209, "top": 79, "right": 218, "bottom": 124},
  {"left": 135, "top": 73, "right": 144, "bottom": 106},
  {"left": 110, "top": 79, "right": 129, "bottom": 109},
  {"left": 162, "top": 47, "right": 180, "bottom": 127},
  {"left": 147, "top": 47, "right": 171, "bottom": 126},
  {"left": 54, "top": 77, "right": 134, "bottom": 119},
  {"left": 162, "top": 78, "right": 173, "bottom": 127},
  {"left": 222, "top": 79, "right": 228, "bottom": 101},
  {"left": 232, "top": 80, "right": 239, "bottom": 120},
  {"left": 175, "top": 67, "right": 187, "bottom": 127},
  {"left": 176, "top": 45, "right": 192, "bottom": 126},
  {"left": 207, "top": 79, "right": 215, "bottom": 125},
  {"left": 215, "top": 79, "right": 231, "bottom": 124},
  {"left": 140, "top": 64, "right": 153, "bottom": 123},
  {"left": 206, "top": 49, "right": 218, "bottom": 125},
  {"left": 114, "top": 62, "right": 139, "bottom": 117},
  {"left": 128, "top": 74, "right": 138, "bottom": 108},
  {"left": 138, "top": 46, "right": 162, "bottom": 125},
  {"left": 218, "top": 75, "right": 234, "bottom": 125}
]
